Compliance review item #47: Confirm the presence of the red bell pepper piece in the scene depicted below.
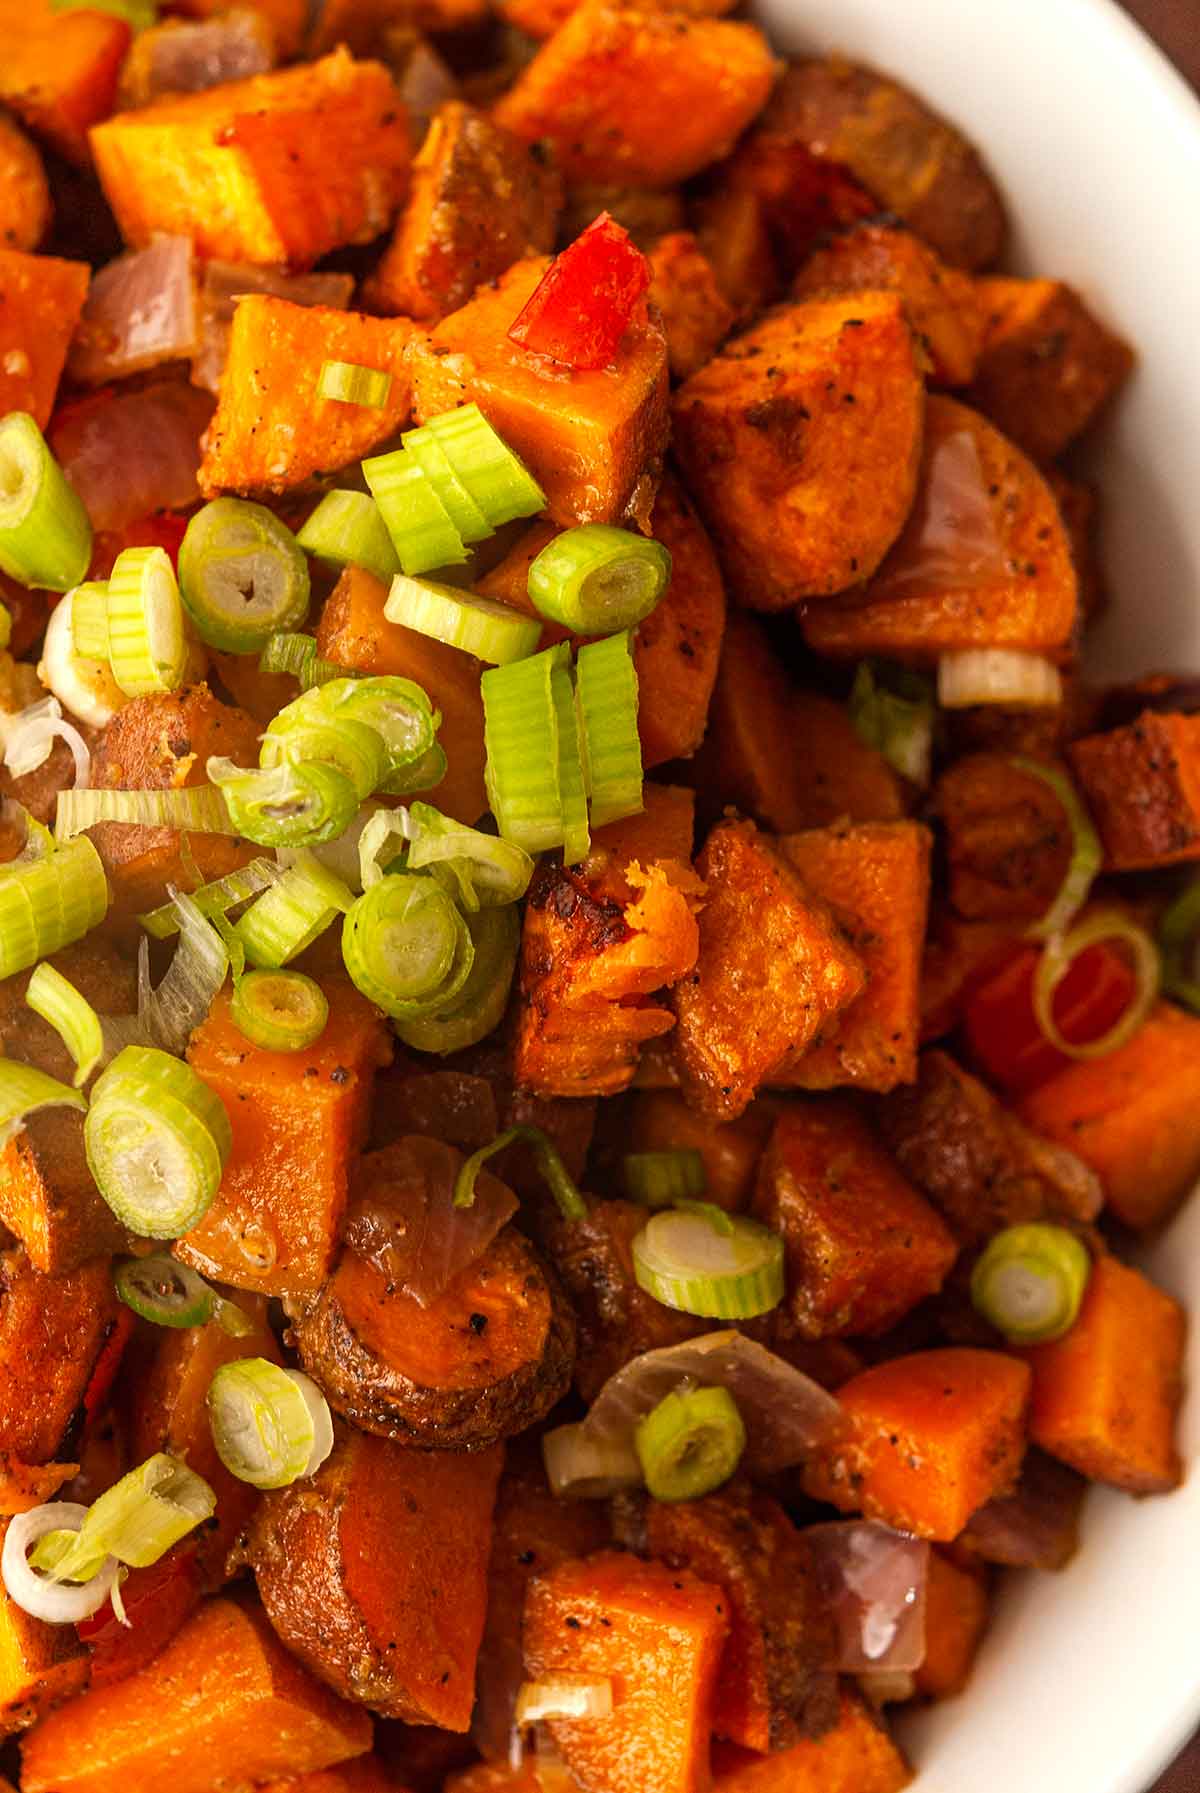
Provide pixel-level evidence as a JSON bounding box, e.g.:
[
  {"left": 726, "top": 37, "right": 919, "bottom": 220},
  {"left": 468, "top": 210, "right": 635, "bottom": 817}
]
[
  {"left": 963, "top": 941, "right": 1137, "bottom": 1097},
  {"left": 78, "top": 1541, "right": 202, "bottom": 1688},
  {"left": 81, "top": 1306, "right": 135, "bottom": 1430},
  {"left": 508, "top": 212, "right": 651, "bottom": 371},
  {"left": 89, "top": 510, "right": 190, "bottom": 581}
]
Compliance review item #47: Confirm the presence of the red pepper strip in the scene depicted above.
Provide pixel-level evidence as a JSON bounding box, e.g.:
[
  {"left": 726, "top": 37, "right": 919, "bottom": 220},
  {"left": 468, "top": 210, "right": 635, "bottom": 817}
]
[
  {"left": 963, "top": 941, "right": 1137, "bottom": 1097},
  {"left": 89, "top": 510, "right": 190, "bottom": 582},
  {"left": 78, "top": 1541, "right": 202, "bottom": 1687},
  {"left": 81, "top": 1306, "right": 135, "bottom": 1430},
  {"left": 508, "top": 212, "right": 651, "bottom": 371}
]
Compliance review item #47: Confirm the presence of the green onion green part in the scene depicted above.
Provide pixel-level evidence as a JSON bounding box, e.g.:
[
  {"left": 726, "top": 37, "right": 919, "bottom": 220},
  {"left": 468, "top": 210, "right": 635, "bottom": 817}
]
[
  {"left": 970, "top": 1222, "right": 1092, "bottom": 1343},
  {"left": 205, "top": 756, "right": 358, "bottom": 848},
  {"left": 295, "top": 491, "right": 401, "bottom": 585},
  {"left": 551, "top": 650, "right": 589, "bottom": 863},
  {"left": 0, "top": 834, "right": 109, "bottom": 976},
  {"left": 0, "top": 412, "right": 92, "bottom": 593},
  {"left": 849, "top": 660, "right": 935, "bottom": 787},
  {"left": 624, "top": 1149, "right": 707, "bottom": 1207},
  {"left": 399, "top": 801, "right": 533, "bottom": 910},
  {"left": 0, "top": 1060, "right": 87, "bottom": 1150},
  {"left": 575, "top": 630, "right": 642, "bottom": 828},
  {"left": 317, "top": 360, "right": 393, "bottom": 408},
  {"left": 454, "top": 1123, "right": 586, "bottom": 1221},
  {"left": 424, "top": 404, "right": 547, "bottom": 528},
  {"left": 85, "top": 1045, "right": 232, "bottom": 1238},
  {"left": 56, "top": 784, "right": 231, "bottom": 842},
  {"left": 115, "top": 1255, "right": 218, "bottom": 1329},
  {"left": 363, "top": 447, "right": 468, "bottom": 576},
  {"left": 25, "top": 963, "right": 103, "bottom": 1087},
  {"left": 235, "top": 851, "right": 353, "bottom": 969},
  {"left": 207, "top": 1358, "right": 333, "bottom": 1489},
  {"left": 527, "top": 524, "right": 670, "bottom": 634},
  {"left": 1015, "top": 756, "right": 1103, "bottom": 942},
  {"left": 178, "top": 498, "right": 310, "bottom": 653},
  {"left": 105, "top": 545, "right": 188, "bottom": 697},
  {"left": 230, "top": 969, "right": 329, "bottom": 1051},
  {"left": 384, "top": 573, "right": 541, "bottom": 666},
  {"left": 394, "top": 902, "right": 520, "bottom": 1057},
  {"left": 482, "top": 644, "right": 565, "bottom": 854},
  {"left": 260, "top": 699, "right": 387, "bottom": 803},
  {"left": 632, "top": 1208, "right": 784, "bottom": 1318},
  {"left": 31, "top": 1454, "right": 215, "bottom": 1585},
  {"left": 138, "top": 858, "right": 280, "bottom": 940},
  {"left": 633, "top": 1384, "right": 746, "bottom": 1503},
  {"left": 320, "top": 674, "right": 438, "bottom": 785},
  {"left": 1032, "top": 909, "right": 1159, "bottom": 1060},
  {"left": 341, "top": 870, "right": 474, "bottom": 1019},
  {"left": 69, "top": 582, "right": 111, "bottom": 662},
  {"left": 402, "top": 424, "right": 492, "bottom": 545}
]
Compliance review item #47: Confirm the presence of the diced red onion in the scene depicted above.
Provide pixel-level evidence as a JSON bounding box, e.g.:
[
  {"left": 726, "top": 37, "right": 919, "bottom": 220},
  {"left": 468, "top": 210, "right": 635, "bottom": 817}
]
[
  {"left": 938, "top": 649, "right": 1064, "bottom": 709},
  {"left": 2, "top": 1503, "right": 119, "bottom": 1625},
  {"left": 1, "top": 696, "right": 90, "bottom": 789},
  {"left": 191, "top": 264, "right": 354, "bottom": 393},
  {"left": 69, "top": 236, "right": 198, "bottom": 386},
  {"left": 806, "top": 1521, "right": 929, "bottom": 1673},
  {"left": 390, "top": 36, "right": 458, "bottom": 143},
  {"left": 122, "top": 11, "right": 275, "bottom": 109},
  {"left": 51, "top": 383, "right": 214, "bottom": 533},
  {"left": 870, "top": 428, "right": 1008, "bottom": 598}
]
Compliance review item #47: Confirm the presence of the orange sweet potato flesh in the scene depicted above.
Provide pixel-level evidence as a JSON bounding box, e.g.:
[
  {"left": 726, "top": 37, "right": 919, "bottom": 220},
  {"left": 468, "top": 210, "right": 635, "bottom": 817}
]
[
  {"left": 446, "top": 1763, "right": 542, "bottom": 1793},
  {"left": 1016, "top": 1002, "right": 1200, "bottom": 1230},
  {"left": 775, "top": 821, "right": 932, "bottom": 1092},
  {"left": 20, "top": 1596, "right": 373, "bottom": 1793},
  {"left": 0, "top": 1251, "right": 120, "bottom": 1464},
  {"left": 630, "top": 1089, "right": 771, "bottom": 1213},
  {"left": 128, "top": 1294, "right": 279, "bottom": 1588},
  {"left": 753, "top": 1102, "right": 956, "bottom": 1339},
  {"left": 934, "top": 752, "right": 1074, "bottom": 922},
  {"left": 672, "top": 292, "right": 924, "bottom": 609},
  {"left": 1067, "top": 711, "right": 1200, "bottom": 870},
  {"left": 316, "top": 566, "right": 488, "bottom": 824},
  {"left": 691, "top": 184, "right": 781, "bottom": 326},
  {"left": 645, "top": 1484, "right": 838, "bottom": 1751},
  {"left": 200, "top": 297, "right": 418, "bottom": 496},
  {"left": 90, "top": 50, "right": 410, "bottom": 266},
  {"left": 0, "top": 0, "right": 129, "bottom": 164},
  {"left": 178, "top": 979, "right": 392, "bottom": 1295},
  {"left": 802, "top": 395, "right": 1078, "bottom": 662},
  {"left": 1018, "top": 1256, "right": 1184, "bottom": 1494},
  {"left": 257, "top": 1762, "right": 400, "bottom": 1793},
  {"left": 712, "top": 1688, "right": 911, "bottom": 1793},
  {"left": 968, "top": 276, "right": 1134, "bottom": 463},
  {"left": 0, "top": 1536, "right": 89, "bottom": 1735},
  {"left": 0, "top": 116, "right": 49, "bottom": 253},
  {"left": 247, "top": 1426, "right": 502, "bottom": 1728},
  {"left": 498, "top": 0, "right": 735, "bottom": 38},
  {"left": 672, "top": 819, "right": 865, "bottom": 1122},
  {"left": 648, "top": 231, "right": 735, "bottom": 381},
  {"left": 368, "top": 101, "right": 561, "bottom": 322},
  {"left": 409, "top": 257, "right": 669, "bottom": 528},
  {"left": 493, "top": 7, "right": 775, "bottom": 187},
  {"left": 586, "top": 784, "right": 696, "bottom": 889},
  {"left": 0, "top": 250, "right": 89, "bottom": 429},
  {"left": 524, "top": 1550, "right": 729, "bottom": 1793},
  {"left": 802, "top": 1348, "right": 1031, "bottom": 1541},
  {"left": 87, "top": 683, "right": 262, "bottom": 914},
  {"left": 913, "top": 1550, "right": 989, "bottom": 1700}
]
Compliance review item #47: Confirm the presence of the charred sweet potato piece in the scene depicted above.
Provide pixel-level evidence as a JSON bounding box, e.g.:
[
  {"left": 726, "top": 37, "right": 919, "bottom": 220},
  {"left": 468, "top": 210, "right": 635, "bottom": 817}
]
[
  {"left": 761, "top": 58, "right": 1006, "bottom": 271},
  {"left": 713, "top": 133, "right": 876, "bottom": 285},
  {"left": 0, "top": 250, "right": 89, "bottom": 428},
  {"left": 199, "top": 298, "right": 417, "bottom": 496},
  {"left": 1016, "top": 1002, "right": 1200, "bottom": 1230},
  {"left": 542, "top": 1198, "right": 706, "bottom": 1402},
  {"left": 19, "top": 1596, "right": 373, "bottom": 1793},
  {"left": 524, "top": 1551, "right": 729, "bottom": 1793},
  {"left": 913, "top": 1551, "right": 988, "bottom": 1700},
  {"left": 958, "top": 1448, "right": 1086, "bottom": 1571},
  {"left": 586, "top": 785, "right": 696, "bottom": 891},
  {"left": 514, "top": 859, "right": 701, "bottom": 1100},
  {"left": 409, "top": 256, "right": 669, "bottom": 527},
  {"left": 498, "top": 0, "right": 735, "bottom": 37},
  {"left": 936, "top": 751, "right": 1074, "bottom": 923},
  {"left": 752, "top": 1103, "right": 956, "bottom": 1339},
  {"left": 880, "top": 1049, "right": 1102, "bottom": 1247},
  {"left": 647, "top": 231, "right": 735, "bottom": 381},
  {"left": 560, "top": 183, "right": 686, "bottom": 251},
  {"left": 1018, "top": 1257, "right": 1184, "bottom": 1494},
  {"left": 0, "top": 1251, "right": 121, "bottom": 1464},
  {"left": 368, "top": 101, "right": 561, "bottom": 322},
  {"left": 1047, "top": 470, "right": 1106, "bottom": 625},
  {"left": 178, "top": 980, "right": 391, "bottom": 1295},
  {"left": 793, "top": 223, "right": 986, "bottom": 385},
  {"left": 493, "top": 7, "right": 774, "bottom": 188},
  {"left": 0, "top": 1540, "right": 89, "bottom": 1735},
  {"left": 646, "top": 1483, "right": 838, "bottom": 1751},
  {"left": 672, "top": 819, "right": 865, "bottom": 1122},
  {"left": 774, "top": 821, "right": 931, "bottom": 1092},
  {"left": 968, "top": 276, "right": 1133, "bottom": 462},
  {"left": 630, "top": 1090, "right": 771, "bottom": 1212},
  {"left": 1067, "top": 710, "right": 1200, "bottom": 869},
  {"left": 256, "top": 1762, "right": 397, "bottom": 1793},
  {"left": 802, "top": 395, "right": 1078, "bottom": 662},
  {"left": 0, "top": 115, "right": 49, "bottom": 253},
  {"left": 672, "top": 293, "right": 924, "bottom": 609},
  {"left": 712, "top": 1687, "right": 911, "bottom": 1792},
  {"left": 802, "top": 1348, "right": 1031, "bottom": 1540},
  {"left": 247, "top": 1426, "right": 501, "bottom": 1727},
  {"left": 90, "top": 51, "right": 409, "bottom": 266},
  {"left": 307, "top": 0, "right": 484, "bottom": 52},
  {"left": 690, "top": 185, "right": 780, "bottom": 324},
  {"left": 288, "top": 1224, "right": 574, "bottom": 1447},
  {"left": 0, "top": 0, "right": 129, "bottom": 164}
]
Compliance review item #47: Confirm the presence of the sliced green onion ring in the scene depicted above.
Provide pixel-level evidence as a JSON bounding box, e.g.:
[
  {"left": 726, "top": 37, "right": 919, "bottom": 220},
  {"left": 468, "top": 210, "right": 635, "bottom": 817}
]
[
  {"left": 138, "top": 857, "right": 280, "bottom": 940},
  {"left": 383, "top": 739, "right": 447, "bottom": 798},
  {"left": 56, "top": 784, "right": 231, "bottom": 842},
  {"left": 1014, "top": 756, "right": 1103, "bottom": 942},
  {"left": 258, "top": 631, "right": 349, "bottom": 692},
  {"left": 454, "top": 1124, "right": 586, "bottom": 1221},
  {"left": 296, "top": 491, "right": 400, "bottom": 585},
  {"left": 235, "top": 852, "right": 353, "bottom": 968},
  {"left": 0, "top": 834, "right": 109, "bottom": 977},
  {"left": 633, "top": 1383, "right": 747, "bottom": 1502},
  {"left": 0, "top": 1060, "right": 86, "bottom": 1150},
  {"left": 624, "top": 1149, "right": 707, "bottom": 1207},
  {"left": 632, "top": 1209, "right": 784, "bottom": 1319},
  {"left": 2, "top": 1503, "right": 118, "bottom": 1625},
  {"left": 400, "top": 802, "right": 533, "bottom": 910},
  {"left": 363, "top": 448, "right": 467, "bottom": 576},
  {"left": 482, "top": 644, "right": 565, "bottom": 853},
  {"left": 342, "top": 870, "right": 473, "bottom": 1019},
  {"left": 231, "top": 969, "right": 329, "bottom": 1051},
  {"left": 0, "top": 412, "right": 92, "bottom": 593},
  {"left": 528, "top": 525, "right": 670, "bottom": 634},
  {"left": 105, "top": 546, "right": 188, "bottom": 697},
  {"left": 25, "top": 963, "right": 103, "bottom": 1087},
  {"left": 85, "top": 1045, "right": 232, "bottom": 1238},
  {"left": 260, "top": 713, "right": 387, "bottom": 804},
  {"left": 320, "top": 674, "right": 438, "bottom": 780},
  {"left": 70, "top": 581, "right": 111, "bottom": 661},
  {"left": 1157, "top": 879, "right": 1200, "bottom": 1012},
  {"left": 384, "top": 574, "right": 541, "bottom": 666},
  {"left": 317, "top": 360, "right": 393, "bottom": 407},
  {"left": 551, "top": 651, "right": 589, "bottom": 863},
  {"left": 394, "top": 902, "right": 519, "bottom": 1057},
  {"left": 32, "top": 1454, "right": 215, "bottom": 1585},
  {"left": 970, "top": 1223, "right": 1092, "bottom": 1344},
  {"left": 207, "top": 1358, "right": 333, "bottom": 1489},
  {"left": 178, "top": 498, "right": 310, "bottom": 653},
  {"left": 849, "top": 661, "right": 935, "bottom": 787},
  {"left": 424, "top": 404, "right": 547, "bottom": 528},
  {"left": 206, "top": 756, "right": 358, "bottom": 848},
  {"left": 1032, "top": 909, "right": 1160, "bottom": 1060},
  {"left": 115, "top": 1254, "right": 217, "bottom": 1328},
  {"left": 575, "top": 630, "right": 642, "bottom": 828},
  {"left": 403, "top": 423, "right": 492, "bottom": 545}
]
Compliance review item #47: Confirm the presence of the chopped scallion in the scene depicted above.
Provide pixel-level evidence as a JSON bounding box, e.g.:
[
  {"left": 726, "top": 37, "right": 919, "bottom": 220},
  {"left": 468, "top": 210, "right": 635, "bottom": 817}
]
[
  {"left": 633, "top": 1384, "right": 746, "bottom": 1502},
  {"left": 1015, "top": 757, "right": 1102, "bottom": 941},
  {"left": 295, "top": 491, "right": 401, "bottom": 585},
  {"left": 56, "top": 784, "right": 231, "bottom": 842},
  {"left": 207, "top": 1358, "right": 333, "bottom": 1489},
  {"left": 0, "top": 412, "right": 92, "bottom": 593},
  {"left": 550, "top": 650, "right": 589, "bottom": 864},
  {"left": 234, "top": 851, "right": 353, "bottom": 969},
  {"left": 230, "top": 969, "right": 329, "bottom": 1052},
  {"left": 341, "top": 870, "right": 474, "bottom": 1019},
  {"left": 1032, "top": 909, "right": 1160, "bottom": 1059},
  {"left": 260, "top": 699, "right": 387, "bottom": 803},
  {"left": 424, "top": 404, "right": 547, "bottom": 528},
  {"left": 384, "top": 573, "right": 541, "bottom": 665},
  {"left": 970, "top": 1223, "right": 1091, "bottom": 1343},
  {"left": 454, "top": 1124, "right": 586, "bottom": 1221},
  {"left": 0, "top": 834, "right": 109, "bottom": 976},
  {"left": 632, "top": 1208, "right": 784, "bottom": 1318},
  {"left": 105, "top": 545, "right": 188, "bottom": 697},
  {"left": 623, "top": 1149, "right": 706, "bottom": 1207},
  {"left": 393, "top": 902, "right": 519, "bottom": 1057},
  {"left": 25, "top": 963, "right": 103, "bottom": 1087},
  {"left": 138, "top": 858, "right": 280, "bottom": 940},
  {"left": 69, "top": 581, "right": 111, "bottom": 662},
  {"left": 482, "top": 645, "right": 566, "bottom": 853},
  {"left": 178, "top": 498, "right": 310, "bottom": 653},
  {"left": 403, "top": 423, "right": 492, "bottom": 545},
  {"left": 85, "top": 1046, "right": 232, "bottom": 1238},
  {"left": 528, "top": 525, "right": 670, "bottom": 634},
  {"left": 205, "top": 756, "right": 358, "bottom": 848},
  {"left": 363, "top": 447, "right": 467, "bottom": 576},
  {"left": 0, "top": 1060, "right": 86, "bottom": 1151},
  {"left": 317, "top": 360, "right": 393, "bottom": 408},
  {"left": 575, "top": 630, "right": 642, "bottom": 828},
  {"left": 115, "top": 1255, "right": 218, "bottom": 1328},
  {"left": 849, "top": 661, "right": 935, "bottom": 787}
]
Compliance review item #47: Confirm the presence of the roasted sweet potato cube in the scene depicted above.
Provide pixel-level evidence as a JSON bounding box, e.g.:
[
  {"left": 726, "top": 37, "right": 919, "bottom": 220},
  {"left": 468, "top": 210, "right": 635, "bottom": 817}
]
[
  {"left": 498, "top": 0, "right": 736, "bottom": 38},
  {"left": 633, "top": 474, "right": 725, "bottom": 764},
  {"left": 0, "top": 1251, "right": 121, "bottom": 1464},
  {"left": 368, "top": 101, "right": 561, "bottom": 322},
  {"left": 0, "top": 1545, "right": 89, "bottom": 1736},
  {"left": 913, "top": 1551, "right": 988, "bottom": 1700},
  {"left": 712, "top": 1688, "right": 911, "bottom": 1793},
  {"left": 958, "top": 1448, "right": 1086, "bottom": 1571},
  {"left": 492, "top": 7, "right": 775, "bottom": 188},
  {"left": 690, "top": 185, "right": 780, "bottom": 324},
  {"left": 256, "top": 1762, "right": 397, "bottom": 1793},
  {"left": 409, "top": 256, "right": 669, "bottom": 526},
  {"left": 90, "top": 51, "right": 410, "bottom": 266},
  {"left": 793, "top": 223, "right": 986, "bottom": 385},
  {"left": 524, "top": 1551, "right": 729, "bottom": 1793},
  {"left": 715, "top": 135, "right": 876, "bottom": 284},
  {"left": 0, "top": 1114, "right": 129, "bottom": 1276},
  {"left": 759, "top": 59, "right": 1006, "bottom": 272},
  {"left": 588, "top": 785, "right": 696, "bottom": 885},
  {"left": 1016, "top": 1002, "right": 1200, "bottom": 1229},
  {"left": 774, "top": 821, "right": 931, "bottom": 1092},
  {"left": 0, "top": 116, "right": 49, "bottom": 254},
  {"left": 645, "top": 1484, "right": 837, "bottom": 1751},
  {"left": 0, "top": 251, "right": 89, "bottom": 429},
  {"left": 935, "top": 751, "right": 1074, "bottom": 923},
  {"left": 630, "top": 1090, "right": 771, "bottom": 1212},
  {"left": 178, "top": 980, "right": 392, "bottom": 1294},
  {"left": 968, "top": 276, "right": 1134, "bottom": 462},
  {"left": 753, "top": 1103, "right": 955, "bottom": 1338},
  {"left": 802, "top": 1348, "right": 1031, "bottom": 1540},
  {"left": 672, "top": 819, "right": 865, "bottom": 1122},
  {"left": 19, "top": 1596, "right": 373, "bottom": 1793},
  {"left": 647, "top": 231, "right": 734, "bottom": 381},
  {"left": 247, "top": 1427, "right": 502, "bottom": 1728},
  {"left": 672, "top": 293, "right": 924, "bottom": 608},
  {"left": 0, "top": 0, "right": 129, "bottom": 164},
  {"left": 1018, "top": 1257, "right": 1184, "bottom": 1494},
  {"left": 560, "top": 183, "right": 686, "bottom": 252},
  {"left": 1068, "top": 710, "right": 1200, "bottom": 869},
  {"left": 802, "top": 395, "right": 1078, "bottom": 662}
]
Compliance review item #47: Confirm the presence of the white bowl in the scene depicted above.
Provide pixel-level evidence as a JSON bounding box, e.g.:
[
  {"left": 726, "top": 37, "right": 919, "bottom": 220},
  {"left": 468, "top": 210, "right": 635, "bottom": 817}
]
[{"left": 746, "top": 1, "right": 1200, "bottom": 1787}]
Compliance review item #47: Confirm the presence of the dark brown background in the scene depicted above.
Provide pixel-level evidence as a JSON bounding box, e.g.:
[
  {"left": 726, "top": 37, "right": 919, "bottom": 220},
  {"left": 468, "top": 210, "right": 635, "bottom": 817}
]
[{"left": 1119, "top": 11, "right": 1196, "bottom": 1783}]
